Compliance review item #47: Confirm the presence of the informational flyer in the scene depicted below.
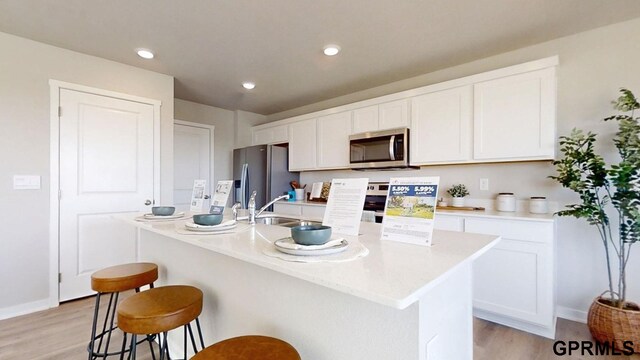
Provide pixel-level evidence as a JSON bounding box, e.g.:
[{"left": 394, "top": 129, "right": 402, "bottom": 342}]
[
  {"left": 209, "top": 180, "right": 233, "bottom": 213},
  {"left": 381, "top": 177, "right": 440, "bottom": 246},
  {"left": 190, "top": 179, "right": 207, "bottom": 212},
  {"left": 322, "top": 178, "right": 369, "bottom": 236}
]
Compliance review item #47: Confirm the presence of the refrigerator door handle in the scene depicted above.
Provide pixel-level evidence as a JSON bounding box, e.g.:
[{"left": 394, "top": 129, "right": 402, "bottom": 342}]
[{"left": 241, "top": 163, "right": 249, "bottom": 208}]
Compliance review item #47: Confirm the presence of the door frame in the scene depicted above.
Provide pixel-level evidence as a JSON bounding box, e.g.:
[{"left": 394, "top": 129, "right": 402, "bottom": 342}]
[
  {"left": 173, "top": 119, "right": 216, "bottom": 204},
  {"left": 48, "top": 80, "right": 161, "bottom": 307}
]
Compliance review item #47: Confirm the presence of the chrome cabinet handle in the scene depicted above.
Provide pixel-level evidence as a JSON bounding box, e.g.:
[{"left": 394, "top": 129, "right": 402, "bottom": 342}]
[{"left": 145, "top": 199, "right": 152, "bottom": 206}]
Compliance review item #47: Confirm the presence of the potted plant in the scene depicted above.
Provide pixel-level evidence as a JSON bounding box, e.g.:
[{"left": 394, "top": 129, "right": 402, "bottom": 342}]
[
  {"left": 447, "top": 184, "right": 469, "bottom": 207},
  {"left": 550, "top": 88, "right": 640, "bottom": 352}
]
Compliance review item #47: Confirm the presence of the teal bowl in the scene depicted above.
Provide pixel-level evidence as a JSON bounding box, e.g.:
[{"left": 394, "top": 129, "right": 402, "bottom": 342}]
[
  {"left": 193, "top": 214, "right": 223, "bottom": 226},
  {"left": 152, "top": 206, "right": 175, "bottom": 216},
  {"left": 290, "top": 225, "right": 332, "bottom": 245}
]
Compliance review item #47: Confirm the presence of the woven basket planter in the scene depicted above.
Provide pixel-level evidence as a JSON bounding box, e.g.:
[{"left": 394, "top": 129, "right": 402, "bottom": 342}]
[{"left": 588, "top": 297, "right": 640, "bottom": 353}]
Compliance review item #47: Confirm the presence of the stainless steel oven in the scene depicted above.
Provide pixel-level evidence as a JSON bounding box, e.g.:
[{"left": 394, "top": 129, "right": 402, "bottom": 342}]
[
  {"left": 349, "top": 128, "right": 410, "bottom": 169},
  {"left": 363, "top": 182, "right": 389, "bottom": 223}
]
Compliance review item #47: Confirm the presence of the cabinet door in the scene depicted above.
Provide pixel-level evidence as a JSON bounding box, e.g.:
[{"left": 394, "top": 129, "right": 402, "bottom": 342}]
[
  {"left": 379, "top": 99, "right": 409, "bottom": 130},
  {"left": 411, "top": 86, "right": 473, "bottom": 164},
  {"left": 252, "top": 125, "right": 288, "bottom": 145},
  {"left": 352, "top": 105, "right": 379, "bottom": 134},
  {"left": 317, "top": 112, "right": 352, "bottom": 169},
  {"left": 301, "top": 205, "right": 326, "bottom": 220},
  {"left": 289, "top": 119, "right": 317, "bottom": 171},
  {"left": 473, "top": 68, "right": 556, "bottom": 161},
  {"left": 465, "top": 218, "right": 554, "bottom": 327}
]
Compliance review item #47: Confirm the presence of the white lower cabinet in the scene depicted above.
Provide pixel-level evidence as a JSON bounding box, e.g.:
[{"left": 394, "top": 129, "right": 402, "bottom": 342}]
[
  {"left": 434, "top": 214, "right": 556, "bottom": 338},
  {"left": 273, "top": 202, "right": 326, "bottom": 221}
]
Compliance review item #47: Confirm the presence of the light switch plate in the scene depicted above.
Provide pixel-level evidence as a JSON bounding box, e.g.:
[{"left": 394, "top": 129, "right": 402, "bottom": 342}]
[
  {"left": 479, "top": 178, "right": 489, "bottom": 191},
  {"left": 13, "top": 175, "right": 41, "bottom": 190}
]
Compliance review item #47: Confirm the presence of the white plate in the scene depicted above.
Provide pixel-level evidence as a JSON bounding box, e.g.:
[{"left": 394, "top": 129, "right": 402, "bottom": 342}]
[
  {"left": 143, "top": 212, "right": 186, "bottom": 220},
  {"left": 274, "top": 237, "right": 348, "bottom": 256},
  {"left": 184, "top": 220, "right": 237, "bottom": 232}
]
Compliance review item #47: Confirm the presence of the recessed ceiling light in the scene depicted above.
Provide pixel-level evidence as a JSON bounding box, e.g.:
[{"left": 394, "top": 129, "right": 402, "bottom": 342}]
[
  {"left": 323, "top": 45, "right": 341, "bottom": 56},
  {"left": 136, "top": 49, "right": 154, "bottom": 59},
  {"left": 242, "top": 82, "right": 256, "bottom": 90}
]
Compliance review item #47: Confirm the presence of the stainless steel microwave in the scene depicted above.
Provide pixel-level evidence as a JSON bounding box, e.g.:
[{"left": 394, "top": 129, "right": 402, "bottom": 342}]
[{"left": 349, "top": 128, "right": 411, "bottom": 169}]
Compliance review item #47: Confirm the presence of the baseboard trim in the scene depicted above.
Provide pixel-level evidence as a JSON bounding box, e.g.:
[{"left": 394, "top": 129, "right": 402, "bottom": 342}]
[
  {"left": 0, "top": 298, "right": 55, "bottom": 321},
  {"left": 556, "top": 306, "right": 588, "bottom": 324},
  {"left": 473, "top": 309, "right": 557, "bottom": 339}
]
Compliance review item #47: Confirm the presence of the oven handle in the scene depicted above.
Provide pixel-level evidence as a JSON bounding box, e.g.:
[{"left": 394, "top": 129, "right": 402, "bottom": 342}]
[{"left": 389, "top": 135, "right": 396, "bottom": 161}]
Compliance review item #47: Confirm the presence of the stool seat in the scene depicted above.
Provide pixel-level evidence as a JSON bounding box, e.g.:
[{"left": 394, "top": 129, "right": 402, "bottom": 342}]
[
  {"left": 118, "top": 285, "right": 203, "bottom": 335},
  {"left": 91, "top": 262, "right": 158, "bottom": 293},
  {"left": 191, "top": 335, "right": 301, "bottom": 360}
]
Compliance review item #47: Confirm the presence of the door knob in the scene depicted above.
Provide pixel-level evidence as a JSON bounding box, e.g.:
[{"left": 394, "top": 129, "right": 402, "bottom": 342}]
[
  {"left": 204, "top": 195, "right": 211, "bottom": 199},
  {"left": 145, "top": 199, "right": 152, "bottom": 206}
]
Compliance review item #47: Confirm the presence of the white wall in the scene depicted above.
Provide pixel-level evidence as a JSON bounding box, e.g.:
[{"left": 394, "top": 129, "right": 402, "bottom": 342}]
[
  {"left": 295, "top": 18, "right": 640, "bottom": 320},
  {"left": 234, "top": 110, "right": 267, "bottom": 149},
  {"left": 174, "top": 99, "right": 237, "bottom": 184},
  {"left": 0, "top": 32, "right": 174, "bottom": 316}
]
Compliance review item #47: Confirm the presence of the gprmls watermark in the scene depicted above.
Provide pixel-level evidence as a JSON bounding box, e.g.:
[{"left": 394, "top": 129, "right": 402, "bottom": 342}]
[{"left": 553, "top": 340, "right": 635, "bottom": 356}]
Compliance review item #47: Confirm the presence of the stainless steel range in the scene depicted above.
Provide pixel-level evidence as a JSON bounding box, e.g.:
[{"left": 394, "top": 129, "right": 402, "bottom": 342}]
[{"left": 363, "top": 182, "right": 389, "bottom": 223}]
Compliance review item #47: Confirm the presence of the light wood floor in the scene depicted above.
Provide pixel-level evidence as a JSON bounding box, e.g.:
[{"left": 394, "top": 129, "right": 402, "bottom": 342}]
[{"left": 0, "top": 294, "right": 638, "bottom": 359}]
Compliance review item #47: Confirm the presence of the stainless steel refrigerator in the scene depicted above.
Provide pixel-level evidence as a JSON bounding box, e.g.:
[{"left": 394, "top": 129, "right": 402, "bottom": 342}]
[{"left": 233, "top": 144, "right": 299, "bottom": 210}]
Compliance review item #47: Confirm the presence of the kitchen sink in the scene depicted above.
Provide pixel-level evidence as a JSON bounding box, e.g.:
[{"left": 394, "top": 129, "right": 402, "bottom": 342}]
[{"left": 254, "top": 216, "right": 322, "bottom": 228}]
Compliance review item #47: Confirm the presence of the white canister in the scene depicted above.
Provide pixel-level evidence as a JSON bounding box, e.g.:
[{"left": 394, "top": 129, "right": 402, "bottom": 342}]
[
  {"left": 529, "top": 197, "right": 549, "bottom": 214},
  {"left": 496, "top": 193, "right": 516, "bottom": 212}
]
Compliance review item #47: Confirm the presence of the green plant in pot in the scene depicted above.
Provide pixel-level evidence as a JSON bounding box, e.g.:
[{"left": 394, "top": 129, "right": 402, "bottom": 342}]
[
  {"left": 447, "top": 184, "right": 469, "bottom": 207},
  {"left": 551, "top": 88, "right": 640, "bottom": 352}
]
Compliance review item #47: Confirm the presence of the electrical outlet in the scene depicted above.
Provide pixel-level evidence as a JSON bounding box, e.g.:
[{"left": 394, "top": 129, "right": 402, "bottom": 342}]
[{"left": 479, "top": 178, "right": 489, "bottom": 191}]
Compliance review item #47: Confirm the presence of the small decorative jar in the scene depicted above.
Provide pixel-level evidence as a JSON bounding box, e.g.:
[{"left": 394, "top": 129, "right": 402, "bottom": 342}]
[
  {"left": 496, "top": 193, "right": 516, "bottom": 212},
  {"left": 451, "top": 197, "right": 465, "bottom": 207},
  {"left": 529, "top": 196, "right": 548, "bottom": 214}
]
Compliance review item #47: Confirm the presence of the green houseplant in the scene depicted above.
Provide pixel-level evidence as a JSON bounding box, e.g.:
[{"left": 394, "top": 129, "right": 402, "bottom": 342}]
[
  {"left": 551, "top": 88, "right": 640, "bottom": 351},
  {"left": 447, "top": 184, "right": 469, "bottom": 207}
]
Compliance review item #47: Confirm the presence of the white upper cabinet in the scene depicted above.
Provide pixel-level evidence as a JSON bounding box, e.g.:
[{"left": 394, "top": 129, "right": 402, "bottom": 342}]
[
  {"left": 352, "top": 105, "right": 379, "bottom": 134},
  {"left": 378, "top": 99, "right": 409, "bottom": 130},
  {"left": 473, "top": 68, "right": 556, "bottom": 161},
  {"left": 288, "top": 118, "right": 317, "bottom": 171},
  {"left": 411, "top": 86, "right": 473, "bottom": 164},
  {"left": 351, "top": 100, "right": 409, "bottom": 135},
  {"left": 317, "top": 111, "right": 352, "bottom": 169},
  {"left": 252, "top": 124, "right": 288, "bottom": 145}
]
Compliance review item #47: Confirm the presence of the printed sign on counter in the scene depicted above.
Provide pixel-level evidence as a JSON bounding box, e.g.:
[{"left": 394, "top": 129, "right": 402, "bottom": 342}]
[
  {"left": 209, "top": 180, "right": 233, "bottom": 214},
  {"left": 322, "top": 178, "right": 368, "bottom": 236},
  {"left": 381, "top": 177, "right": 440, "bottom": 246},
  {"left": 190, "top": 179, "right": 207, "bottom": 212}
]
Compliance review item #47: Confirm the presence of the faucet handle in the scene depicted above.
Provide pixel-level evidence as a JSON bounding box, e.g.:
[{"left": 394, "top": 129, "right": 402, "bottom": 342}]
[
  {"left": 249, "top": 191, "right": 257, "bottom": 201},
  {"left": 231, "top": 202, "right": 241, "bottom": 220}
]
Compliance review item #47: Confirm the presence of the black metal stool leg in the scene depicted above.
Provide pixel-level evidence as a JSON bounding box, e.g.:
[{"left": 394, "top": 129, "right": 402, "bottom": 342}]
[
  {"left": 195, "top": 318, "right": 205, "bottom": 350},
  {"left": 128, "top": 334, "right": 137, "bottom": 360},
  {"left": 119, "top": 333, "right": 128, "bottom": 360},
  {"left": 88, "top": 293, "right": 102, "bottom": 360}
]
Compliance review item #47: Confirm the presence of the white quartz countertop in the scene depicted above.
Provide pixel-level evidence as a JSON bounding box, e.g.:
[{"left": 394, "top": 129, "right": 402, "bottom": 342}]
[{"left": 120, "top": 213, "right": 499, "bottom": 310}]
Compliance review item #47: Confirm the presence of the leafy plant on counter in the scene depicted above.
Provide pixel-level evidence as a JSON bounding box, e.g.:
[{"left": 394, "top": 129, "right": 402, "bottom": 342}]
[
  {"left": 550, "top": 88, "right": 640, "bottom": 308},
  {"left": 447, "top": 184, "right": 469, "bottom": 198}
]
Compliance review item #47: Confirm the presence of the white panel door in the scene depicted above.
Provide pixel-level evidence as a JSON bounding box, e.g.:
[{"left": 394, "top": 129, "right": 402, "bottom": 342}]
[
  {"left": 411, "top": 86, "right": 473, "bottom": 164},
  {"left": 173, "top": 122, "right": 212, "bottom": 212},
  {"left": 317, "top": 111, "right": 352, "bottom": 169},
  {"left": 378, "top": 99, "right": 409, "bottom": 130},
  {"left": 288, "top": 118, "right": 317, "bottom": 171},
  {"left": 473, "top": 68, "right": 556, "bottom": 160},
  {"left": 352, "top": 105, "right": 378, "bottom": 134},
  {"left": 59, "top": 89, "right": 155, "bottom": 301}
]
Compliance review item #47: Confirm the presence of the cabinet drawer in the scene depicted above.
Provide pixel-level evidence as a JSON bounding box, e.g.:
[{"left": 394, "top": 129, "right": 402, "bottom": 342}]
[
  {"left": 273, "top": 203, "right": 302, "bottom": 216},
  {"left": 301, "top": 205, "right": 325, "bottom": 221},
  {"left": 434, "top": 215, "right": 464, "bottom": 232},
  {"left": 464, "top": 218, "right": 553, "bottom": 244}
]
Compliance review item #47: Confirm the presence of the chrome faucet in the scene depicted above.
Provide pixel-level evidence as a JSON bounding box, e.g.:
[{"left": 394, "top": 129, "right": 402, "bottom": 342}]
[
  {"left": 247, "top": 191, "right": 290, "bottom": 225},
  {"left": 231, "top": 202, "right": 242, "bottom": 221}
]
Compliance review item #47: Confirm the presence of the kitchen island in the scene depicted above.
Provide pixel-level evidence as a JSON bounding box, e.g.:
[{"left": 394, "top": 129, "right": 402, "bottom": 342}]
[{"left": 121, "top": 214, "right": 499, "bottom": 359}]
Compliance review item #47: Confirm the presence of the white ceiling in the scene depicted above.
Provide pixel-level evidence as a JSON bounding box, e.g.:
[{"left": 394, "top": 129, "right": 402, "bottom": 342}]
[{"left": 2, "top": 0, "right": 640, "bottom": 115}]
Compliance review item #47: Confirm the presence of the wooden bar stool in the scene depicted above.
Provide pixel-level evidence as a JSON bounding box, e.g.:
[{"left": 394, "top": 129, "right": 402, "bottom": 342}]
[
  {"left": 191, "top": 335, "right": 301, "bottom": 360},
  {"left": 117, "top": 285, "right": 205, "bottom": 360},
  {"left": 88, "top": 262, "right": 158, "bottom": 360}
]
